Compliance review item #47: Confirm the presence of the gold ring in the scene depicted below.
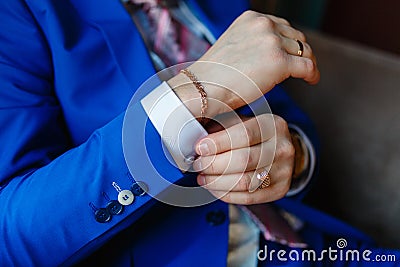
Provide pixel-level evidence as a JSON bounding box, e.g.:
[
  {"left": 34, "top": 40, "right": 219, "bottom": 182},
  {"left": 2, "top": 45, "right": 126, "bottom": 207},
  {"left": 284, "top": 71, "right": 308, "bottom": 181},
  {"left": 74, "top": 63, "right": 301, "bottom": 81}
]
[
  {"left": 256, "top": 170, "right": 271, "bottom": 189},
  {"left": 295, "top": 39, "right": 304, "bottom": 57}
]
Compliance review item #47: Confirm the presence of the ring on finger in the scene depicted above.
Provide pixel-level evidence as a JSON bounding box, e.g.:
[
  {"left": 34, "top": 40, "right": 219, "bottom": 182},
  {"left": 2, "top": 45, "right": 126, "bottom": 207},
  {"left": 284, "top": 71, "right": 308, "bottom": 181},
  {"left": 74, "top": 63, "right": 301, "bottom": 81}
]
[
  {"left": 256, "top": 169, "right": 271, "bottom": 189},
  {"left": 295, "top": 39, "right": 304, "bottom": 57}
]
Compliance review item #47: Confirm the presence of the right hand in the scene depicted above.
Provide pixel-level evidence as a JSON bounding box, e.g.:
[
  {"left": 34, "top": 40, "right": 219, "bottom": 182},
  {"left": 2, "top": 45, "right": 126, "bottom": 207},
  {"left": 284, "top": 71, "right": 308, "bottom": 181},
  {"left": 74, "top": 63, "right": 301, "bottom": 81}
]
[
  {"left": 193, "top": 112, "right": 295, "bottom": 204},
  {"left": 169, "top": 10, "right": 320, "bottom": 117}
]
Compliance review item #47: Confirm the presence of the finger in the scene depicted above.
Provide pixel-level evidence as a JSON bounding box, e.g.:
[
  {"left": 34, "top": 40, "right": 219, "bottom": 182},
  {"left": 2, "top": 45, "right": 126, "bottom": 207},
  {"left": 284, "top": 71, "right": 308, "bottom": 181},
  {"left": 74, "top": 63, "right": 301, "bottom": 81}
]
[
  {"left": 193, "top": 139, "right": 275, "bottom": 175},
  {"left": 207, "top": 175, "right": 290, "bottom": 205},
  {"left": 287, "top": 55, "right": 320, "bottom": 85},
  {"left": 267, "top": 159, "right": 293, "bottom": 189},
  {"left": 196, "top": 114, "right": 276, "bottom": 156},
  {"left": 276, "top": 23, "right": 306, "bottom": 42},
  {"left": 198, "top": 137, "right": 294, "bottom": 192},
  {"left": 197, "top": 166, "right": 272, "bottom": 192},
  {"left": 282, "top": 37, "right": 316, "bottom": 63},
  {"left": 204, "top": 111, "right": 244, "bottom": 134},
  {"left": 265, "top": 14, "right": 291, "bottom": 26}
]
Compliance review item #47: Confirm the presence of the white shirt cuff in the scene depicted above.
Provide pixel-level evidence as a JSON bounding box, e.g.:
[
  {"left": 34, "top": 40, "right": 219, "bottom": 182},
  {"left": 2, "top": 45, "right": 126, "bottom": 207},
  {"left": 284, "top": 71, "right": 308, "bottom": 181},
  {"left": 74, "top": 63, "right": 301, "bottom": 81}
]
[{"left": 140, "top": 82, "right": 208, "bottom": 172}]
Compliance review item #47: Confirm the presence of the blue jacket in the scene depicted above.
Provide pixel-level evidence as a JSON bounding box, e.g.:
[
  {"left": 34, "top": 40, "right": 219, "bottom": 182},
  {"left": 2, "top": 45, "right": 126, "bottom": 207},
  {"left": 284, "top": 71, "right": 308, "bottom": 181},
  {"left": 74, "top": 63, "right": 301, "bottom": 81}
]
[{"left": 0, "top": 0, "right": 380, "bottom": 266}]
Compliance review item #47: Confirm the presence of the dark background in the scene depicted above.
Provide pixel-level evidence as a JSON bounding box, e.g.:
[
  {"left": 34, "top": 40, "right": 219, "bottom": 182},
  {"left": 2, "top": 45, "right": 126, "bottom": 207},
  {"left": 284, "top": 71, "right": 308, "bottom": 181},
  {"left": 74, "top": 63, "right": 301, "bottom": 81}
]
[
  {"left": 252, "top": 0, "right": 400, "bottom": 55},
  {"left": 252, "top": 0, "right": 400, "bottom": 248}
]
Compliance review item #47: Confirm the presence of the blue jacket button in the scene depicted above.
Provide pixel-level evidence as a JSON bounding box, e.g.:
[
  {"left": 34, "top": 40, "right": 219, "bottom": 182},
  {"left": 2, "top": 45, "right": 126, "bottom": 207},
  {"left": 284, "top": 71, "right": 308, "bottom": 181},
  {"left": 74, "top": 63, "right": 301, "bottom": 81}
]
[
  {"left": 95, "top": 208, "right": 111, "bottom": 223},
  {"left": 106, "top": 200, "right": 124, "bottom": 215},
  {"left": 131, "top": 181, "right": 148, "bottom": 196},
  {"left": 206, "top": 210, "right": 226, "bottom": 226}
]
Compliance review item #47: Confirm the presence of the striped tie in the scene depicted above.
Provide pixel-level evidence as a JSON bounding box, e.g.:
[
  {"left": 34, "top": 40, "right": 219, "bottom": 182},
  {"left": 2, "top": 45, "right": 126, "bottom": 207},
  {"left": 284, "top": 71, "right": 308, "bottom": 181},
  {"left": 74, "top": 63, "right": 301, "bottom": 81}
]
[{"left": 124, "top": 0, "right": 210, "bottom": 68}]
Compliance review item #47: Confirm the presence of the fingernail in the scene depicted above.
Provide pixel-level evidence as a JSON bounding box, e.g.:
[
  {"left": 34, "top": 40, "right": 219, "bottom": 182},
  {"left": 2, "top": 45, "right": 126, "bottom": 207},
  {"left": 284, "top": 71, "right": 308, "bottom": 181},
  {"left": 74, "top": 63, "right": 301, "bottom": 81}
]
[
  {"left": 198, "top": 175, "right": 206, "bottom": 186},
  {"left": 198, "top": 142, "right": 210, "bottom": 155},
  {"left": 248, "top": 174, "right": 261, "bottom": 193},
  {"left": 193, "top": 159, "right": 202, "bottom": 172}
]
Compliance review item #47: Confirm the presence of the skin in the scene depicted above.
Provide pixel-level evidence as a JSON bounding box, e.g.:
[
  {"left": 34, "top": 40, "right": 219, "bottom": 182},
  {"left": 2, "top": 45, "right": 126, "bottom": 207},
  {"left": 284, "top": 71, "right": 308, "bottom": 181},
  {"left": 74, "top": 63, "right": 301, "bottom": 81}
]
[{"left": 167, "top": 11, "right": 320, "bottom": 205}]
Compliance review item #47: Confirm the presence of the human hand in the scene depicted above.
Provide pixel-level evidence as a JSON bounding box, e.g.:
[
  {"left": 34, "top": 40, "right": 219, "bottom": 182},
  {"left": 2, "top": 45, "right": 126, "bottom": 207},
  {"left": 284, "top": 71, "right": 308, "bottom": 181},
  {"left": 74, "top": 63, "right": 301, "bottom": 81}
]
[
  {"left": 192, "top": 112, "right": 294, "bottom": 204},
  {"left": 169, "top": 11, "right": 320, "bottom": 118}
]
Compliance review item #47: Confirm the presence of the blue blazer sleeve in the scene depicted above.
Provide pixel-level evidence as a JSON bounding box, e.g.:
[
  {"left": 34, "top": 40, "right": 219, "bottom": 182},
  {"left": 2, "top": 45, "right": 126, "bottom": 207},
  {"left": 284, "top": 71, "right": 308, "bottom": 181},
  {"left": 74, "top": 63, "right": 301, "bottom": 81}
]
[{"left": 0, "top": 1, "right": 182, "bottom": 266}]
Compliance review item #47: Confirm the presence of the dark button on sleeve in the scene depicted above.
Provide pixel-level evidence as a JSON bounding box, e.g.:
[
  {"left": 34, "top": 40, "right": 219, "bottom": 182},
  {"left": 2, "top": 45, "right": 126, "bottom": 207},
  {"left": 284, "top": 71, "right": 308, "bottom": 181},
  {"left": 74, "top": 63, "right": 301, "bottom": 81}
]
[
  {"left": 106, "top": 200, "right": 124, "bottom": 215},
  {"left": 206, "top": 210, "right": 226, "bottom": 226},
  {"left": 131, "top": 181, "right": 148, "bottom": 196},
  {"left": 95, "top": 208, "right": 111, "bottom": 223}
]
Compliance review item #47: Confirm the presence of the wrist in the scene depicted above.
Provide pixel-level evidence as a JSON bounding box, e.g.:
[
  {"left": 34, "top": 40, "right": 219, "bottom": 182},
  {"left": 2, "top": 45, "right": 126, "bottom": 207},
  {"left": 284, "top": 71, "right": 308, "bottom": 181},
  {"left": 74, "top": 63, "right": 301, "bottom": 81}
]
[
  {"left": 290, "top": 129, "right": 309, "bottom": 180},
  {"left": 167, "top": 61, "right": 257, "bottom": 119},
  {"left": 286, "top": 124, "right": 316, "bottom": 197},
  {"left": 167, "top": 72, "right": 201, "bottom": 117},
  {"left": 167, "top": 69, "right": 225, "bottom": 120}
]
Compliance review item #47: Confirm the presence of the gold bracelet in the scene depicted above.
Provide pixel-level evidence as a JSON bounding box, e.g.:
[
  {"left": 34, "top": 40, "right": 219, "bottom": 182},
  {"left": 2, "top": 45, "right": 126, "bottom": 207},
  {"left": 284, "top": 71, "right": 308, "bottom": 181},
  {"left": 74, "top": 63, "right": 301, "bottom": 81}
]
[{"left": 180, "top": 69, "right": 208, "bottom": 122}]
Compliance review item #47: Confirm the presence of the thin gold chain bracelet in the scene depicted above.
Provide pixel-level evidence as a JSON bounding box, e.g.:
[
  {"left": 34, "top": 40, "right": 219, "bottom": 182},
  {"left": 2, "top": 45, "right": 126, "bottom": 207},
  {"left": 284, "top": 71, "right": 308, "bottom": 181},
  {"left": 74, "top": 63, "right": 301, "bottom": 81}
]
[{"left": 180, "top": 69, "right": 208, "bottom": 122}]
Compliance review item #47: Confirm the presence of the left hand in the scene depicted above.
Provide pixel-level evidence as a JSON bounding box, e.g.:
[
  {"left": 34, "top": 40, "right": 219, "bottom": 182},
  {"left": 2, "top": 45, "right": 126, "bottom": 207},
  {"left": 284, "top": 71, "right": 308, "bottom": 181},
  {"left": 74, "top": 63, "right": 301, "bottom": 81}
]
[
  {"left": 170, "top": 11, "right": 320, "bottom": 119},
  {"left": 193, "top": 112, "right": 295, "bottom": 205}
]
